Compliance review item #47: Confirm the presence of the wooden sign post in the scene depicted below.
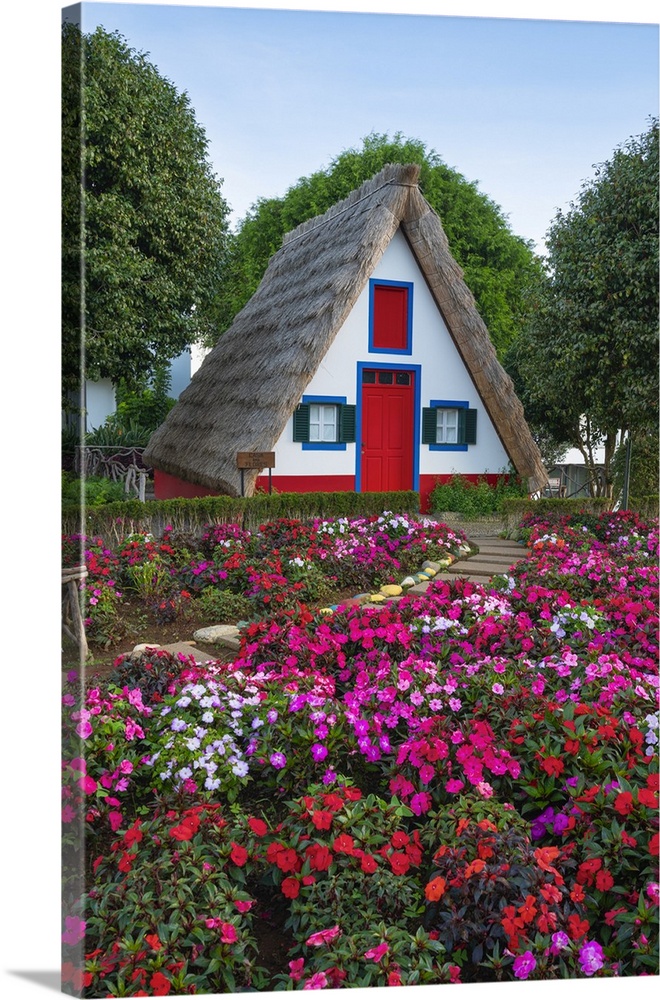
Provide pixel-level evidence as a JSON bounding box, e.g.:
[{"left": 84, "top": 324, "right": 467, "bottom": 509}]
[{"left": 236, "top": 451, "right": 276, "bottom": 496}]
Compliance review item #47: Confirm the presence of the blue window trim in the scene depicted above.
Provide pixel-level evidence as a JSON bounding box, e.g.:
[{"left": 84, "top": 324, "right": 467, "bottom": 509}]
[
  {"left": 301, "top": 395, "right": 348, "bottom": 450},
  {"left": 355, "top": 362, "right": 421, "bottom": 492},
  {"left": 368, "top": 279, "right": 414, "bottom": 356},
  {"left": 429, "top": 399, "right": 469, "bottom": 452}
]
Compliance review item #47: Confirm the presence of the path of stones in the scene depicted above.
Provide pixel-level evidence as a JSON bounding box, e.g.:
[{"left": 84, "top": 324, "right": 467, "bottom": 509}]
[{"left": 128, "top": 536, "right": 525, "bottom": 665}]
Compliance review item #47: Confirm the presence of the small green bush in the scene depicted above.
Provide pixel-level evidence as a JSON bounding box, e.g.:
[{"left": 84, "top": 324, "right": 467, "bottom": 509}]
[
  {"left": 193, "top": 587, "right": 255, "bottom": 623},
  {"left": 62, "top": 473, "right": 128, "bottom": 508},
  {"left": 429, "top": 473, "right": 527, "bottom": 517}
]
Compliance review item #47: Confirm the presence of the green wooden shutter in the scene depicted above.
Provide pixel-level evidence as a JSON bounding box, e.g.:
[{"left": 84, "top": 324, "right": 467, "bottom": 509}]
[
  {"left": 338, "top": 404, "right": 356, "bottom": 443},
  {"left": 421, "top": 407, "right": 437, "bottom": 444},
  {"left": 292, "top": 404, "right": 310, "bottom": 442},
  {"left": 457, "top": 408, "right": 477, "bottom": 445}
]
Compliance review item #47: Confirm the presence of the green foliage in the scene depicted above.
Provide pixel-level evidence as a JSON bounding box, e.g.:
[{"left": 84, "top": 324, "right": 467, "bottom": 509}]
[
  {"left": 114, "top": 364, "right": 178, "bottom": 433},
  {"left": 611, "top": 427, "right": 660, "bottom": 507},
  {"left": 507, "top": 119, "right": 659, "bottom": 490},
  {"left": 210, "top": 132, "right": 542, "bottom": 357},
  {"left": 84, "top": 418, "right": 153, "bottom": 447},
  {"left": 61, "top": 490, "right": 421, "bottom": 542},
  {"left": 62, "top": 472, "right": 128, "bottom": 508},
  {"left": 193, "top": 587, "right": 254, "bottom": 624},
  {"left": 430, "top": 473, "right": 527, "bottom": 517},
  {"left": 62, "top": 23, "right": 230, "bottom": 402}
]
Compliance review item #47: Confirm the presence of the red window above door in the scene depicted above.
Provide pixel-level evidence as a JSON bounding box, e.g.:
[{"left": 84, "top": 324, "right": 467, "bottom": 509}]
[{"left": 369, "top": 280, "right": 413, "bottom": 354}]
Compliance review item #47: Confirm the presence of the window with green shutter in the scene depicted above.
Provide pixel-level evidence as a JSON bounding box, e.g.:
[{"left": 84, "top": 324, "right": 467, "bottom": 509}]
[
  {"left": 422, "top": 400, "right": 477, "bottom": 451},
  {"left": 293, "top": 397, "right": 356, "bottom": 450}
]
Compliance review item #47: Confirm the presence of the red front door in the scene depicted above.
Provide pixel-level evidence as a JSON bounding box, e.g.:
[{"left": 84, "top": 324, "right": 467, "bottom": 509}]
[{"left": 361, "top": 370, "right": 414, "bottom": 492}]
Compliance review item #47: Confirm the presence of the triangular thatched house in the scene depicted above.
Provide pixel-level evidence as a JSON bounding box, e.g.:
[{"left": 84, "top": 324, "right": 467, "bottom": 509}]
[{"left": 144, "top": 163, "right": 547, "bottom": 509}]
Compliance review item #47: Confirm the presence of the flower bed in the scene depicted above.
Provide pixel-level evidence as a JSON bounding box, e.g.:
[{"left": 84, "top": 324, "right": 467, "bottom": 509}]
[{"left": 62, "top": 510, "right": 659, "bottom": 994}]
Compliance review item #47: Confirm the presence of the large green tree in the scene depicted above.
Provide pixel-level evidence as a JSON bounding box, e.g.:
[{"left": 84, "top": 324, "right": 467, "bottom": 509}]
[
  {"left": 506, "top": 119, "right": 659, "bottom": 496},
  {"left": 62, "top": 23, "right": 230, "bottom": 404},
  {"left": 210, "top": 132, "right": 542, "bottom": 357}
]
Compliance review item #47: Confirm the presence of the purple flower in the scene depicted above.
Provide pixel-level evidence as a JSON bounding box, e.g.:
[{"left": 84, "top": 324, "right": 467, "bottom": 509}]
[
  {"left": 311, "top": 743, "right": 328, "bottom": 762},
  {"left": 512, "top": 951, "right": 536, "bottom": 980},
  {"left": 270, "top": 752, "right": 287, "bottom": 770},
  {"left": 579, "top": 940, "right": 605, "bottom": 976},
  {"left": 550, "top": 931, "right": 570, "bottom": 955}
]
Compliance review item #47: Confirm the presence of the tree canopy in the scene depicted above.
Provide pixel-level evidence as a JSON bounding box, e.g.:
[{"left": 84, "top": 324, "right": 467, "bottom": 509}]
[
  {"left": 506, "top": 119, "right": 659, "bottom": 495},
  {"left": 62, "top": 23, "right": 230, "bottom": 404},
  {"left": 210, "top": 132, "right": 542, "bottom": 357}
]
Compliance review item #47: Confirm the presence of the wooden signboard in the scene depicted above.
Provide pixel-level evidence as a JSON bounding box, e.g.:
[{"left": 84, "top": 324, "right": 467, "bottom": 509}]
[
  {"left": 236, "top": 451, "right": 275, "bottom": 495},
  {"left": 236, "top": 451, "right": 276, "bottom": 469}
]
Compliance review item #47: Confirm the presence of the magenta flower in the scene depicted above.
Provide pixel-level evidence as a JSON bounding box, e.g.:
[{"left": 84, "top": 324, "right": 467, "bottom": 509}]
[
  {"left": 579, "top": 940, "right": 605, "bottom": 976},
  {"left": 62, "top": 915, "right": 86, "bottom": 946},
  {"left": 270, "top": 751, "right": 287, "bottom": 769},
  {"left": 512, "top": 951, "right": 536, "bottom": 980},
  {"left": 303, "top": 971, "right": 328, "bottom": 990},
  {"left": 311, "top": 743, "right": 328, "bottom": 762},
  {"left": 364, "top": 941, "right": 389, "bottom": 963},
  {"left": 550, "top": 931, "right": 570, "bottom": 955},
  {"left": 289, "top": 958, "right": 305, "bottom": 981},
  {"left": 306, "top": 925, "right": 341, "bottom": 947}
]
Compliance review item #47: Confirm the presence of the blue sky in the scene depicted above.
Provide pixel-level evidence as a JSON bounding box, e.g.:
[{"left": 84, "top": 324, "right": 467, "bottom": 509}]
[
  {"left": 70, "top": 1, "right": 658, "bottom": 253},
  {"left": 0, "top": 5, "right": 658, "bottom": 1000}
]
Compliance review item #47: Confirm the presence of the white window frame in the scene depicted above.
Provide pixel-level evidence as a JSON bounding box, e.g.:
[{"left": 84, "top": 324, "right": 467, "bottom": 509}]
[
  {"left": 309, "top": 403, "right": 339, "bottom": 443},
  {"left": 436, "top": 407, "right": 459, "bottom": 445}
]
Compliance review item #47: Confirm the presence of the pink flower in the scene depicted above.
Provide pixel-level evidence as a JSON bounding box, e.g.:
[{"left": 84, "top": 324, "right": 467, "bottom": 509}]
[
  {"left": 646, "top": 882, "right": 660, "bottom": 905},
  {"left": 512, "top": 951, "right": 536, "bottom": 980},
  {"left": 303, "top": 971, "right": 328, "bottom": 990},
  {"left": 61, "top": 915, "right": 86, "bottom": 946},
  {"left": 220, "top": 922, "right": 238, "bottom": 944},
  {"left": 306, "top": 925, "right": 341, "bottom": 947},
  {"left": 476, "top": 781, "right": 494, "bottom": 799},
  {"left": 108, "top": 811, "right": 123, "bottom": 832},
  {"left": 79, "top": 775, "right": 97, "bottom": 795},
  {"left": 234, "top": 900, "right": 253, "bottom": 913},
  {"left": 410, "top": 791, "right": 432, "bottom": 815},
  {"left": 364, "top": 941, "right": 389, "bottom": 963},
  {"left": 289, "top": 958, "right": 305, "bottom": 981}
]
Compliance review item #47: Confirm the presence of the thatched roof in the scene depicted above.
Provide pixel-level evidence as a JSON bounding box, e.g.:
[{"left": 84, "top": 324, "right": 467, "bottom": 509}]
[{"left": 144, "top": 163, "right": 547, "bottom": 495}]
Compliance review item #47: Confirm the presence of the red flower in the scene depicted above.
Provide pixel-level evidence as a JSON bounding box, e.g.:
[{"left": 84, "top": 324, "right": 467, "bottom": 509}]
[
  {"left": 621, "top": 829, "right": 638, "bottom": 847},
  {"left": 564, "top": 738, "right": 580, "bottom": 755},
  {"left": 595, "top": 869, "right": 614, "bottom": 892},
  {"left": 540, "top": 882, "right": 563, "bottom": 904},
  {"left": 390, "top": 831, "right": 410, "bottom": 848},
  {"left": 273, "top": 847, "right": 299, "bottom": 873},
  {"left": 614, "top": 791, "right": 634, "bottom": 815},
  {"left": 570, "top": 883, "right": 586, "bottom": 903},
  {"left": 306, "top": 845, "right": 333, "bottom": 871},
  {"left": 248, "top": 817, "right": 268, "bottom": 837},
  {"left": 425, "top": 876, "right": 447, "bottom": 901},
  {"left": 567, "top": 914, "right": 590, "bottom": 940},
  {"left": 169, "top": 814, "right": 200, "bottom": 841},
  {"left": 281, "top": 877, "right": 300, "bottom": 899},
  {"left": 332, "top": 833, "right": 355, "bottom": 855},
  {"left": 360, "top": 853, "right": 378, "bottom": 874},
  {"left": 464, "top": 858, "right": 486, "bottom": 879},
  {"left": 648, "top": 832, "right": 659, "bottom": 857},
  {"left": 230, "top": 842, "right": 249, "bottom": 867},
  {"left": 638, "top": 788, "right": 659, "bottom": 809},
  {"left": 149, "top": 971, "right": 171, "bottom": 996},
  {"left": 145, "top": 933, "right": 162, "bottom": 951},
  {"left": 311, "top": 810, "right": 333, "bottom": 830},
  {"left": 389, "top": 852, "right": 411, "bottom": 875},
  {"left": 541, "top": 756, "right": 564, "bottom": 778},
  {"left": 518, "top": 895, "right": 537, "bottom": 925}
]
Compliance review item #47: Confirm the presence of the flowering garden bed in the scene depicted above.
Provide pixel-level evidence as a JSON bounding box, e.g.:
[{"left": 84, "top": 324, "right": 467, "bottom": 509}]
[{"left": 62, "top": 510, "right": 659, "bottom": 995}]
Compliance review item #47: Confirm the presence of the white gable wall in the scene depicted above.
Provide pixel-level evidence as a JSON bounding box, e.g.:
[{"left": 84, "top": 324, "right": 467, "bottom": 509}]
[{"left": 270, "top": 228, "right": 511, "bottom": 482}]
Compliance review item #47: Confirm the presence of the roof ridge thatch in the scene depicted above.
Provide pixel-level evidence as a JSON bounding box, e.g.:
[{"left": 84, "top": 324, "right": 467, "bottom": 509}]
[
  {"left": 282, "top": 163, "right": 421, "bottom": 247},
  {"left": 143, "top": 163, "right": 547, "bottom": 497}
]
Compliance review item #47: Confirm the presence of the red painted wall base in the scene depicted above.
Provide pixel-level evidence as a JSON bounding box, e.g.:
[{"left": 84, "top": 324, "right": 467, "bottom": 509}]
[{"left": 153, "top": 469, "right": 504, "bottom": 516}]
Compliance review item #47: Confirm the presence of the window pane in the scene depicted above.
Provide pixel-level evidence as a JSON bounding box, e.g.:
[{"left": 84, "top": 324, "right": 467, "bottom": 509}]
[
  {"left": 436, "top": 408, "right": 459, "bottom": 444},
  {"left": 309, "top": 404, "right": 321, "bottom": 441}
]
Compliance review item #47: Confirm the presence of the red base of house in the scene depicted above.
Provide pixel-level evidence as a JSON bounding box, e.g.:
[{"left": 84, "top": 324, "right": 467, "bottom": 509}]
[{"left": 153, "top": 470, "right": 503, "bottom": 515}]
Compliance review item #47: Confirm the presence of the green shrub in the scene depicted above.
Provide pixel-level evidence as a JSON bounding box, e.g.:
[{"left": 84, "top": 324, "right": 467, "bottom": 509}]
[
  {"left": 62, "top": 472, "right": 128, "bottom": 508},
  {"left": 61, "top": 490, "right": 421, "bottom": 543},
  {"left": 193, "top": 587, "right": 255, "bottom": 623},
  {"left": 430, "top": 473, "right": 527, "bottom": 517}
]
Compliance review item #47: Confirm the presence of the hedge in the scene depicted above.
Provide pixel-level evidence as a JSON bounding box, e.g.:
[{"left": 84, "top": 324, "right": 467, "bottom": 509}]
[{"left": 61, "top": 490, "right": 421, "bottom": 544}]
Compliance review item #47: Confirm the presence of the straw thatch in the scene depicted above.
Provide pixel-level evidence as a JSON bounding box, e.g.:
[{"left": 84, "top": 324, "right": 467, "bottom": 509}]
[{"left": 143, "top": 163, "right": 548, "bottom": 495}]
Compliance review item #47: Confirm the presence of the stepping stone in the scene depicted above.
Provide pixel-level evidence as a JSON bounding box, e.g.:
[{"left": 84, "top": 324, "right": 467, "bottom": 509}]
[
  {"left": 131, "top": 641, "right": 218, "bottom": 663},
  {"left": 193, "top": 624, "right": 241, "bottom": 644}
]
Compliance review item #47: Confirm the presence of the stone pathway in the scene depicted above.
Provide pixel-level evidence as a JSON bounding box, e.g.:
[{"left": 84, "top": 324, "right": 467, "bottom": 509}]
[{"left": 443, "top": 536, "right": 525, "bottom": 584}]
